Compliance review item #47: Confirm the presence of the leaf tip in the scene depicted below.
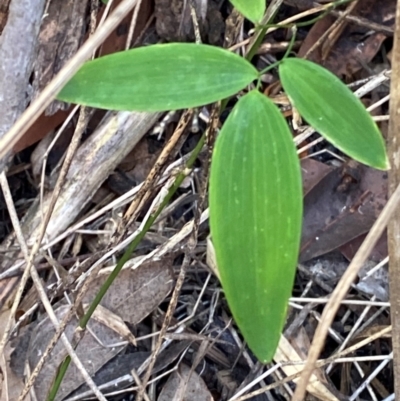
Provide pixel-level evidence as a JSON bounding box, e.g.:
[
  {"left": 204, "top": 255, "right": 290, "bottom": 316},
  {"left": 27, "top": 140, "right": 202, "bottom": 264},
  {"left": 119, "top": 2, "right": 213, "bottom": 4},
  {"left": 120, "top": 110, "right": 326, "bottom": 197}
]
[
  {"left": 380, "top": 155, "right": 391, "bottom": 171},
  {"left": 367, "top": 148, "right": 390, "bottom": 171}
]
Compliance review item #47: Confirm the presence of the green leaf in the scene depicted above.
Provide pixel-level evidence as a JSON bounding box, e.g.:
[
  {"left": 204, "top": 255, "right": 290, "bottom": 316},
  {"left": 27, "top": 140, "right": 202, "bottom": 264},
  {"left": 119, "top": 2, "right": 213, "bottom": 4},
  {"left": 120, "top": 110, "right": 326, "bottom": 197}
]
[
  {"left": 279, "top": 58, "right": 389, "bottom": 170},
  {"left": 57, "top": 44, "right": 258, "bottom": 112},
  {"left": 209, "top": 90, "right": 303, "bottom": 363},
  {"left": 229, "top": 0, "right": 265, "bottom": 23}
]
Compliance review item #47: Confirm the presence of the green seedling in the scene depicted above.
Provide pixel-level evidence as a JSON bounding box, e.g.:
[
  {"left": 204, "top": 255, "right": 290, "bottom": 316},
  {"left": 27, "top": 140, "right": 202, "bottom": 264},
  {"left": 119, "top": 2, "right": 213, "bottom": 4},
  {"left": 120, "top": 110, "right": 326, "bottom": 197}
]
[{"left": 57, "top": 0, "right": 388, "bottom": 370}]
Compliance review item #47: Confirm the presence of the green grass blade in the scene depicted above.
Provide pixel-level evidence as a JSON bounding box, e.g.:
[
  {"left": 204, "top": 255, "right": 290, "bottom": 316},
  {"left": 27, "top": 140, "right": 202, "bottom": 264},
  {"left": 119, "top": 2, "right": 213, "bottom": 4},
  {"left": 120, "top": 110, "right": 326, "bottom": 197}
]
[
  {"left": 57, "top": 43, "right": 258, "bottom": 112},
  {"left": 209, "top": 90, "right": 303, "bottom": 362},
  {"left": 229, "top": 0, "right": 265, "bottom": 23},
  {"left": 279, "top": 58, "right": 389, "bottom": 170}
]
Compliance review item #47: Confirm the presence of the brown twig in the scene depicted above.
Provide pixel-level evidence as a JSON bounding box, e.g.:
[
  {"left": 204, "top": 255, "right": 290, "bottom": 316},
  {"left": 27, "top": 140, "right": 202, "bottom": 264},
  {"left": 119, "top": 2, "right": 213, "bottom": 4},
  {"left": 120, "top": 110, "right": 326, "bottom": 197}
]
[
  {"left": 234, "top": 325, "right": 391, "bottom": 401},
  {"left": 0, "top": 0, "right": 140, "bottom": 164},
  {"left": 387, "top": 0, "right": 400, "bottom": 397},
  {"left": 291, "top": 181, "right": 400, "bottom": 400},
  {"left": 135, "top": 105, "right": 220, "bottom": 401}
]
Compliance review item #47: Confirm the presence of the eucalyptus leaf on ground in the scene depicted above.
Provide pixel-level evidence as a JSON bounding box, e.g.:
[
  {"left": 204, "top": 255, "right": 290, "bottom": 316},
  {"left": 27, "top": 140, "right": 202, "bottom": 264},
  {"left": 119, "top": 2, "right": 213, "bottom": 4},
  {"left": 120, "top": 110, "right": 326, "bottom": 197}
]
[
  {"left": 279, "top": 58, "right": 389, "bottom": 170},
  {"left": 229, "top": 0, "right": 265, "bottom": 23},
  {"left": 209, "top": 90, "right": 303, "bottom": 363},
  {"left": 26, "top": 305, "right": 125, "bottom": 401},
  {"left": 83, "top": 258, "right": 173, "bottom": 324},
  {"left": 57, "top": 43, "right": 258, "bottom": 111},
  {"left": 158, "top": 364, "right": 213, "bottom": 401}
]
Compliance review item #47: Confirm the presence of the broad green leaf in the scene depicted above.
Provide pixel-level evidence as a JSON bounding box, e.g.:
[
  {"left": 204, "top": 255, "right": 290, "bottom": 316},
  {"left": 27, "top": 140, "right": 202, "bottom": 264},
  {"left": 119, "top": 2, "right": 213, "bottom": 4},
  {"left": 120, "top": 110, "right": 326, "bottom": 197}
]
[
  {"left": 229, "top": 0, "right": 265, "bottom": 23},
  {"left": 209, "top": 90, "right": 302, "bottom": 362},
  {"left": 279, "top": 58, "right": 389, "bottom": 170},
  {"left": 57, "top": 44, "right": 258, "bottom": 112}
]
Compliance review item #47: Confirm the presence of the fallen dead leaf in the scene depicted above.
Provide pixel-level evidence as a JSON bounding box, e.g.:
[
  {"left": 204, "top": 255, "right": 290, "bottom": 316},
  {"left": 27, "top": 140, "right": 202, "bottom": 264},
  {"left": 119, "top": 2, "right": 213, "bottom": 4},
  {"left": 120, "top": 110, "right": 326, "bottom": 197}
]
[
  {"left": 300, "top": 162, "right": 388, "bottom": 261},
  {"left": 70, "top": 341, "right": 190, "bottom": 399},
  {"left": 0, "top": 309, "right": 30, "bottom": 401},
  {"left": 9, "top": 258, "right": 174, "bottom": 400},
  {"left": 157, "top": 363, "right": 214, "bottom": 401},
  {"left": 26, "top": 304, "right": 125, "bottom": 400},
  {"left": 339, "top": 232, "right": 388, "bottom": 262},
  {"left": 83, "top": 258, "right": 174, "bottom": 324},
  {"left": 301, "top": 158, "right": 334, "bottom": 196},
  {"left": 298, "top": 0, "right": 395, "bottom": 78}
]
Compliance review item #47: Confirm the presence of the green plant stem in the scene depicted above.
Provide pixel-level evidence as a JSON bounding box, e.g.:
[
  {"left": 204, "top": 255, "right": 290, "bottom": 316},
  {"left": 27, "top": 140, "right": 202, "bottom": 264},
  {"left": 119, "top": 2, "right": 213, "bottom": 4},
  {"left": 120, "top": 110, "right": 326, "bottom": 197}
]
[
  {"left": 47, "top": 133, "right": 206, "bottom": 401},
  {"left": 258, "top": 61, "right": 282, "bottom": 77},
  {"left": 256, "top": 27, "right": 297, "bottom": 82},
  {"left": 247, "top": 0, "right": 354, "bottom": 62},
  {"left": 246, "top": 25, "right": 268, "bottom": 62}
]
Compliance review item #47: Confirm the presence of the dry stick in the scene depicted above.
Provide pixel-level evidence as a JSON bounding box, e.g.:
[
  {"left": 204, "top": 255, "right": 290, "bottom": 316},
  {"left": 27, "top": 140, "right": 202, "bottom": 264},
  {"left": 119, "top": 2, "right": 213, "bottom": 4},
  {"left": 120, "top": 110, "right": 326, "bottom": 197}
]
[
  {"left": 291, "top": 183, "right": 400, "bottom": 400},
  {"left": 303, "top": 0, "right": 358, "bottom": 60},
  {"left": 320, "top": 0, "right": 359, "bottom": 60},
  {"left": 230, "top": 2, "right": 343, "bottom": 54},
  {"left": 0, "top": 174, "right": 106, "bottom": 401},
  {"left": 0, "top": 0, "right": 139, "bottom": 163},
  {"left": 0, "top": 0, "right": 46, "bottom": 168},
  {"left": 2, "top": 6, "right": 107, "bottom": 398},
  {"left": 1, "top": 0, "right": 99, "bottom": 386},
  {"left": 30, "top": 269, "right": 107, "bottom": 401},
  {"left": 329, "top": 9, "right": 394, "bottom": 35},
  {"left": 0, "top": 173, "right": 34, "bottom": 355},
  {"left": 118, "top": 110, "right": 193, "bottom": 237},
  {"left": 17, "top": 249, "right": 111, "bottom": 401},
  {"left": 164, "top": 104, "right": 220, "bottom": 401},
  {"left": 37, "top": 0, "right": 98, "bottom": 206},
  {"left": 387, "top": 0, "right": 400, "bottom": 397},
  {"left": 0, "top": 37, "right": 93, "bottom": 389},
  {"left": 131, "top": 369, "right": 151, "bottom": 401},
  {"left": 125, "top": 0, "right": 143, "bottom": 50},
  {"left": 135, "top": 251, "right": 192, "bottom": 401},
  {"left": 0, "top": 6, "right": 140, "bottom": 391},
  {"left": 233, "top": 325, "right": 391, "bottom": 401},
  {"left": 135, "top": 105, "right": 220, "bottom": 401},
  {"left": 37, "top": 106, "right": 91, "bottom": 254},
  {"left": 36, "top": 0, "right": 99, "bottom": 235}
]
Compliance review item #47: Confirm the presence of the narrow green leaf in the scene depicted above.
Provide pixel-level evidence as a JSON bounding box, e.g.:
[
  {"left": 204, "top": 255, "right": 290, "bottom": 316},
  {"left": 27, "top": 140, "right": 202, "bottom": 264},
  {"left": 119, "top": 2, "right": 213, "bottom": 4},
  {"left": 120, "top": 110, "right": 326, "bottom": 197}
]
[
  {"left": 279, "top": 58, "right": 389, "bottom": 170},
  {"left": 229, "top": 0, "right": 265, "bottom": 23},
  {"left": 57, "top": 44, "right": 258, "bottom": 112},
  {"left": 209, "top": 90, "right": 303, "bottom": 362}
]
